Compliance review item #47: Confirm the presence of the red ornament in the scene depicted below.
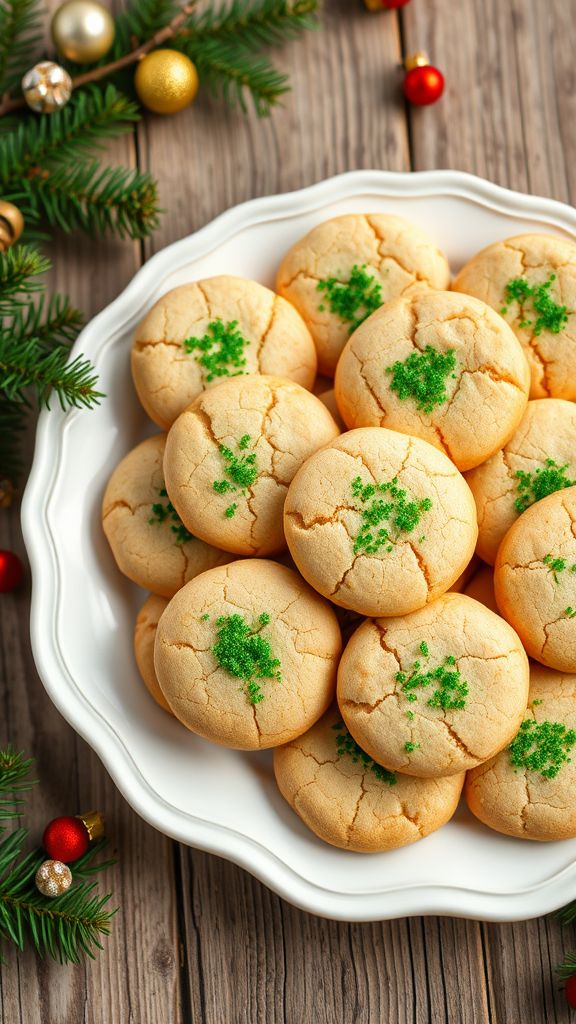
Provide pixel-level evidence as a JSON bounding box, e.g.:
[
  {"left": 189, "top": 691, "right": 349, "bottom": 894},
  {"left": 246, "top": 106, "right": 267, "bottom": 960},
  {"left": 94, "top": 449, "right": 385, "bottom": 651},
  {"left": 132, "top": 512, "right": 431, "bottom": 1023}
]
[
  {"left": 0, "top": 549, "right": 23, "bottom": 592},
  {"left": 403, "top": 53, "right": 445, "bottom": 106},
  {"left": 43, "top": 811, "right": 104, "bottom": 863},
  {"left": 566, "top": 975, "right": 576, "bottom": 1010},
  {"left": 381, "top": 0, "right": 411, "bottom": 7}
]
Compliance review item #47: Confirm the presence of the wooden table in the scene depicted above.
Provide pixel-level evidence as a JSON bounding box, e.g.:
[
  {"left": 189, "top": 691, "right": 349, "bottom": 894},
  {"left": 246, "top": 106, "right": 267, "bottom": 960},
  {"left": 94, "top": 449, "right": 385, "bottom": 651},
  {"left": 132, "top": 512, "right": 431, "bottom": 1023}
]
[{"left": 2, "top": 1, "right": 576, "bottom": 1020}]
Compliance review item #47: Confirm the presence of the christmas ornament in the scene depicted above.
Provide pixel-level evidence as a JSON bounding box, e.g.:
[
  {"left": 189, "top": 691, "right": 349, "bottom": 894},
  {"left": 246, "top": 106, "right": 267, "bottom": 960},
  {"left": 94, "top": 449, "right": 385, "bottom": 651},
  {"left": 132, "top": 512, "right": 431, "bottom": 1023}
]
[
  {"left": 566, "top": 976, "right": 576, "bottom": 1010},
  {"left": 364, "top": 0, "right": 410, "bottom": 8},
  {"left": 35, "top": 859, "right": 73, "bottom": 898},
  {"left": 0, "top": 479, "right": 15, "bottom": 508},
  {"left": 403, "top": 53, "right": 445, "bottom": 106},
  {"left": 0, "top": 550, "right": 24, "bottom": 592},
  {"left": 0, "top": 201, "right": 24, "bottom": 252},
  {"left": 51, "top": 0, "right": 115, "bottom": 64},
  {"left": 134, "top": 49, "right": 198, "bottom": 115},
  {"left": 43, "top": 810, "right": 105, "bottom": 863},
  {"left": 21, "top": 61, "right": 72, "bottom": 113}
]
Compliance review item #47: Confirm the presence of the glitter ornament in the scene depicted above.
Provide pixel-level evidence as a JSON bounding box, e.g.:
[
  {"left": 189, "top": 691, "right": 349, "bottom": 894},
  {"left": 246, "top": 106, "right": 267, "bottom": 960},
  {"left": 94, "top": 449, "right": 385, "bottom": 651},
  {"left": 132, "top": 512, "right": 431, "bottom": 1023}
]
[
  {"left": 364, "top": 0, "right": 410, "bottom": 8},
  {"left": 0, "top": 201, "right": 24, "bottom": 252},
  {"left": 43, "top": 810, "right": 104, "bottom": 862},
  {"left": 51, "top": 0, "right": 115, "bottom": 64},
  {"left": 403, "top": 53, "right": 445, "bottom": 106},
  {"left": 0, "top": 549, "right": 24, "bottom": 592},
  {"left": 566, "top": 975, "right": 576, "bottom": 1010},
  {"left": 22, "top": 61, "right": 72, "bottom": 113},
  {"left": 35, "top": 859, "right": 73, "bottom": 898},
  {"left": 134, "top": 49, "right": 198, "bottom": 114}
]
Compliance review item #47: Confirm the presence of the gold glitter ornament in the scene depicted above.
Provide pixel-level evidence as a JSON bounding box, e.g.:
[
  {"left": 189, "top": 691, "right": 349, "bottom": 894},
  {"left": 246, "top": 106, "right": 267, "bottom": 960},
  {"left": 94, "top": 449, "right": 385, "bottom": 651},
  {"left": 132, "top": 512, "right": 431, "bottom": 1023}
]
[
  {"left": 22, "top": 61, "right": 72, "bottom": 114},
  {"left": 51, "top": 0, "right": 115, "bottom": 64},
  {"left": 35, "top": 859, "right": 73, "bottom": 898},
  {"left": 0, "top": 200, "right": 24, "bottom": 251},
  {"left": 134, "top": 49, "right": 198, "bottom": 115}
]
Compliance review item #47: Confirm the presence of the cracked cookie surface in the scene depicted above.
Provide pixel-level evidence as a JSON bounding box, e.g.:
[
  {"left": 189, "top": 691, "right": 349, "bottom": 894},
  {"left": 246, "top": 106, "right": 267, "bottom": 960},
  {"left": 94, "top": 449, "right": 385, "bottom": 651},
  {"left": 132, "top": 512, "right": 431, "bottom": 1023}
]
[
  {"left": 334, "top": 291, "right": 530, "bottom": 471},
  {"left": 276, "top": 214, "right": 450, "bottom": 376},
  {"left": 134, "top": 594, "right": 172, "bottom": 712},
  {"left": 273, "top": 707, "right": 464, "bottom": 852},
  {"left": 337, "top": 593, "right": 529, "bottom": 778},
  {"left": 131, "top": 276, "right": 317, "bottom": 428},
  {"left": 283, "top": 427, "right": 478, "bottom": 617},
  {"left": 453, "top": 233, "right": 576, "bottom": 400},
  {"left": 465, "top": 665, "right": 576, "bottom": 841},
  {"left": 153, "top": 559, "right": 342, "bottom": 750},
  {"left": 465, "top": 398, "right": 576, "bottom": 564},
  {"left": 163, "top": 375, "right": 340, "bottom": 557},
  {"left": 494, "top": 486, "right": 576, "bottom": 672},
  {"left": 102, "top": 434, "right": 231, "bottom": 597}
]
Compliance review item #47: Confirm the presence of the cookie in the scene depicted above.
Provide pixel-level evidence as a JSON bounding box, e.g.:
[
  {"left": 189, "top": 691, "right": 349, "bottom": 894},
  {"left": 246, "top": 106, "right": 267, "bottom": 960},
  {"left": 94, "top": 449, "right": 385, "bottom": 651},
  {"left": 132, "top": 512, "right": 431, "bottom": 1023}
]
[
  {"left": 494, "top": 486, "right": 576, "bottom": 672},
  {"left": 163, "top": 375, "right": 340, "bottom": 557},
  {"left": 334, "top": 291, "right": 530, "bottom": 471},
  {"left": 453, "top": 233, "right": 576, "bottom": 399},
  {"left": 337, "top": 593, "right": 529, "bottom": 778},
  {"left": 465, "top": 398, "right": 576, "bottom": 564},
  {"left": 465, "top": 665, "right": 576, "bottom": 841},
  {"left": 316, "top": 389, "right": 345, "bottom": 431},
  {"left": 154, "top": 559, "right": 342, "bottom": 750},
  {"left": 273, "top": 708, "right": 465, "bottom": 852},
  {"left": 131, "top": 276, "right": 317, "bottom": 429},
  {"left": 463, "top": 565, "right": 498, "bottom": 613},
  {"left": 283, "top": 427, "right": 478, "bottom": 617},
  {"left": 134, "top": 594, "right": 172, "bottom": 712},
  {"left": 277, "top": 214, "right": 450, "bottom": 376},
  {"left": 102, "top": 434, "right": 231, "bottom": 597}
]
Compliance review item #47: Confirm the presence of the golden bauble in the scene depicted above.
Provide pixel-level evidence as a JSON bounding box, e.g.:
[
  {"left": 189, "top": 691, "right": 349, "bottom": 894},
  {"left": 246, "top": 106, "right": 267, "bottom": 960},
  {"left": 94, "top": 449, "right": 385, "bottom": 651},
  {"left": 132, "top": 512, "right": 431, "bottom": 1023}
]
[
  {"left": 35, "top": 859, "right": 73, "bottom": 898},
  {"left": 51, "top": 0, "right": 115, "bottom": 64},
  {"left": 134, "top": 50, "right": 198, "bottom": 115},
  {"left": 0, "top": 200, "right": 24, "bottom": 251},
  {"left": 22, "top": 61, "right": 72, "bottom": 113}
]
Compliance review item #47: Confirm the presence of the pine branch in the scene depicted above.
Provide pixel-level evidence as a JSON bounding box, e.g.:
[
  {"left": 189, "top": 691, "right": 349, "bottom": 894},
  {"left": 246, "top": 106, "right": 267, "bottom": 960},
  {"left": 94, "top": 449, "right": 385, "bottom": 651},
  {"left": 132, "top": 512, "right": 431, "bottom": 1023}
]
[
  {"left": 0, "top": 393, "right": 27, "bottom": 480},
  {"left": 0, "top": 334, "right": 103, "bottom": 409},
  {"left": 177, "top": 36, "right": 289, "bottom": 114},
  {"left": 114, "top": 0, "right": 181, "bottom": 53},
  {"left": 0, "top": 244, "right": 49, "bottom": 312},
  {"left": 8, "top": 294, "right": 84, "bottom": 351},
  {"left": 557, "top": 950, "right": 576, "bottom": 980},
  {"left": 558, "top": 902, "right": 576, "bottom": 926},
  {"left": 0, "top": 748, "right": 35, "bottom": 823},
  {"left": 187, "top": 0, "right": 320, "bottom": 48},
  {"left": 0, "top": 0, "right": 43, "bottom": 95}
]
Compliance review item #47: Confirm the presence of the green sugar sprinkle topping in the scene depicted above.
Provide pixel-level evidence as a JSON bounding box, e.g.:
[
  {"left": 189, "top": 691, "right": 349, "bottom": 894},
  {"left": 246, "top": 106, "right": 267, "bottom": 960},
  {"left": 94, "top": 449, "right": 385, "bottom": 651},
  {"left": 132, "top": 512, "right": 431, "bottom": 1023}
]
[
  {"left": 351, "top": 475, "right": 432, "bottom": 556},
  {"left": 213, "top": 436, "right": 258, "bottom": 518},
  {"left": 183, "top": 319, "right": 249, "bottom": 382},
  {"left": 406, "top": 710, "right": 415, "bottom": 721},
  {"left": 532, "top": 699, "right": 543, "bottom": 707},
  {"left": 317, "top": 264, "right": 383, "bottom": 333},
  {"left": 565, "top": 607, "right": 576, "bottom": 618},
  {"left": 502, "top": 275, "right": 569, "bottom": 336},
  {"left": 509, "top": 718, "right": 576, "bottom": 779},
  {"left": 543, "top": 554, "right": 576, "bottom": 582},
  {"left": 149, "top": 487, "right": 194, "bottom": 545},
  {"left": 212, "top": 612, "right": 281, "bottom": 705},
  {"left": 404, "top": 741, "right": 420, "bottom": 753},
  {"left": 396, "top": 646, "right": 469, "bottom": 712},
  {"left": 385, "top": 346, "right": 457, "bottom": 414},
  {"left": 514, "top": 459, "right": 576, "bottom": 514},
  {"left": 332, "top": 721, "right": 397, "bottom": 785}
]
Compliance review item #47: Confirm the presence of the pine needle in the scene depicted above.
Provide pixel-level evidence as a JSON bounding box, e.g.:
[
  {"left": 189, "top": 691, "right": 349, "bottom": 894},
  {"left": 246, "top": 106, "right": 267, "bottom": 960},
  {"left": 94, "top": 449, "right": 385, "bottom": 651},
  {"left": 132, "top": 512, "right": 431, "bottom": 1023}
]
[
  {"left": 0, "top": 0, "right": 43, "bottom": 94},
  {"left": 0, "top": 747, "right": 35, "bottom": 823},
  {"left": 557, "top": 949, "right": 576, "bottom": 980}
]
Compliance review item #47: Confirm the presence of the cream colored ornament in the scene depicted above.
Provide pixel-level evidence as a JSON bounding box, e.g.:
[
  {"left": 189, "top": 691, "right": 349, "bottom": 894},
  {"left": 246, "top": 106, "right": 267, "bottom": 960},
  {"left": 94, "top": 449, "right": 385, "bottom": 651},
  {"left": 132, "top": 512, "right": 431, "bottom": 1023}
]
[
  {"left": 134, "top": 49, "right": 198, "bottom": 114},
  {"left": 35, "top": 859, "right": 73, "bottom": 898},
  {"left": 51, "top": 0, "right": 115, "bottom": 64},
  {"left": 21, "top": 61, "right": 72, "bottom": 113}
]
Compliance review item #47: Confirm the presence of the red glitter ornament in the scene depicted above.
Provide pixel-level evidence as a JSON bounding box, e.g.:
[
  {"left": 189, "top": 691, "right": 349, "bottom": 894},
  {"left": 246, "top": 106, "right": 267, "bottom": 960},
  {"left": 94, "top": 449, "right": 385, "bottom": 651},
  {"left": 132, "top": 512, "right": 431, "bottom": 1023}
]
[
  {"left": 364, "top": 0, "right": 410, "bottom": 9},
  {"left": 0, "top": 549, "right": 23, "bottom": 592},
  {"left": 566, "top": 975, "right": 576, "bottom": 1010},
  {"left": 403, "top": 53, "right": 445, "bottom": 106},
  {"left": 43, "top": 811, "right": 105, "bottom": 863}
]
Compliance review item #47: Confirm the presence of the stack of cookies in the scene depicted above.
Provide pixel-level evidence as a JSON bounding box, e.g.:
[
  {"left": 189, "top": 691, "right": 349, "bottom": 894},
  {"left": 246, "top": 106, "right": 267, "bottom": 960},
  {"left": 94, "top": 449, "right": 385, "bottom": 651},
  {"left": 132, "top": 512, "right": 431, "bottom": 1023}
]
[{"left": 102, "top": 214, "right": 576, "bottom": 853}]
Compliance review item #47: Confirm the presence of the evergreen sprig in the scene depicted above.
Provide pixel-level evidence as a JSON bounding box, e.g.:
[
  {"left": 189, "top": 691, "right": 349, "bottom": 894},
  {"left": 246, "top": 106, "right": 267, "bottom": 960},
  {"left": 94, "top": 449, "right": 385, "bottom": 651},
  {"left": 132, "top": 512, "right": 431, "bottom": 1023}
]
[
  {"left": 557, "top": 950, "right": 576, "bottom": 981},
  {"left": 0, "top": 0, "right": 42, "bottom": 95}
]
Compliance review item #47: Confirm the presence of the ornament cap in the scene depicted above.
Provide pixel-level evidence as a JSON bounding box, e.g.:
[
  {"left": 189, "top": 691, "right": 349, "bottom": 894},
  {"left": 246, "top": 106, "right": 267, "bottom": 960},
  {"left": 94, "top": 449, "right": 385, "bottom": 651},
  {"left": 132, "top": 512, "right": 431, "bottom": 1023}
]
[
  {"left": 404, "top": 51, "right": 431, "bottom": 71},
  {"left": 77, "top": 809, "right": 105, "bottom": 841}
]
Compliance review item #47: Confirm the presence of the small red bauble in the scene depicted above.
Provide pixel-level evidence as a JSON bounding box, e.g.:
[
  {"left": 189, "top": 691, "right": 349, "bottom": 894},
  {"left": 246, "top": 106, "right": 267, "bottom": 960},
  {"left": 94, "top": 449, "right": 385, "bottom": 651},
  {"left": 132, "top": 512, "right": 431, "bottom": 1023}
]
[
  {"left": 403, "top": 54, "right": 445, "bottom": 106},
  {"left": 0, "top": 549, "right": 24, "bottom": 592},
  {"left": 43, "top": 816, "right": 90, "bottom": 863},
  {"left": 381, "top": 0, "right": 411, "bottom": 7},
  {"left": 566, "top": 975, "right": 576, "bottom": 1010}
]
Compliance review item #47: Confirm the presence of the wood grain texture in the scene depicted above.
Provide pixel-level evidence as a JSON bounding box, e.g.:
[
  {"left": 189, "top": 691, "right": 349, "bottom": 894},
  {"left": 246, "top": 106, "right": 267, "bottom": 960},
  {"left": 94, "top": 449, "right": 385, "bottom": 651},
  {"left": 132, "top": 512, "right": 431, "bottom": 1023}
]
[{"left": 1, "top": 0, "right": 576, "bottom": 1021}]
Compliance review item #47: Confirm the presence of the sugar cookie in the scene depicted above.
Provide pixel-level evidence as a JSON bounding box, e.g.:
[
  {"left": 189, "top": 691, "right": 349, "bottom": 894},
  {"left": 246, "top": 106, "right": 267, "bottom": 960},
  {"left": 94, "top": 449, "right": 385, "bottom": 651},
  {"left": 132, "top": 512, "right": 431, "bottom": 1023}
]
[
  {"left": 334, "top": 291, "right": 529, "bottom": 471},
  {"left": 277, "top": 214, "right": 450, "bottom": 375},
  {"left": 131, "top": 276, "right": 317, "bottom": 428},
  {"left": 154, "top": 559, "right": 341, "bottom": 749},
  {"left": 134, "top": 594, "right": 172, "bottom": 712},
  {"left": 283, "top": 427, "right": 478, "bottom": 617},
  {"left": 337, "top": 593, "right": 529, "bottom": 778},
  {"left": 273, "top": 708, "right": 464, "bottom": 852},
  {"left": 163, "top": 375, "right": 340, "bottom": 557}
]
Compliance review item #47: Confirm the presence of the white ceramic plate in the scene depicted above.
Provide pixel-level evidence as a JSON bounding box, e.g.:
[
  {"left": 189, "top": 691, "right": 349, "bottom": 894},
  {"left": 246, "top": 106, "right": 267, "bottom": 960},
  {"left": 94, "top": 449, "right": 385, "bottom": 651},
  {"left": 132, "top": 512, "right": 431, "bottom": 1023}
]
[{"left": 22, "top": 170, "right": 576, "bottom": 922}]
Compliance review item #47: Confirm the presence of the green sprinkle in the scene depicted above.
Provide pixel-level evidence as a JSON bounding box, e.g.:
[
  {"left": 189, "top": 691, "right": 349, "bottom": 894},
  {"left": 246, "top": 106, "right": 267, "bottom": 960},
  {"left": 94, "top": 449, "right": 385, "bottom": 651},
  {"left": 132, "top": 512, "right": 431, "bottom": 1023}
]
[
  {"left": 238, "top": 434, "right": 251, "bottom": 450},
  {"left": 404, "top": 741, "right": 420, "bottom": 753},
  {"left": 200, "top": 613, "right": 209, "bottom": 621},
  {"left": 397, "top": 648, "right": 469, "bottom": 711},
  {"left": 406, "top": 711, "right": 415, "bottom": 721},
  {"left": 419, "top": 641, "right": 429, "bottom": 657},
  {"left": 565, "top": 607, "right": 576, "bottom": 618},
  {"left": 149, "top": 487, "right": 194, "bottom": 545},
  {"left": 504, "top": 275, "right": 569, "bottom": 337},
  {"left": 543, "top": 553, "right": 567, "bottom": 582},
  {"left": 350, "top": 474, "right": 432, "bottom": 555},
  {"left": 332, "top": 721, "right": 397, "bottom": 785},
  {"left": 317, "top": 264, "right": 383, "bottom": 333},
  {"left": 212, "top": 612, "right": 281, "bottom": 705},
  {"left": 514, "top": 459, "right": 576, "bottom": 514},
  {"left": 213, "top": 436, "right": 258, "bottom": 518},
  {"left": 183, "top": 319, "right": 249, "bottom": 382},
  {"left": 509, "top": 718, "right": 576, "bottom": 779},
  {"left": 225, "top": 503, "right": 238, "bottom": 519},
  {"left": 385, "top": 346, "right": 457, "bottom": 414},
  {"left": 532, "top": 698, "right": 543, "bottom": 707}
]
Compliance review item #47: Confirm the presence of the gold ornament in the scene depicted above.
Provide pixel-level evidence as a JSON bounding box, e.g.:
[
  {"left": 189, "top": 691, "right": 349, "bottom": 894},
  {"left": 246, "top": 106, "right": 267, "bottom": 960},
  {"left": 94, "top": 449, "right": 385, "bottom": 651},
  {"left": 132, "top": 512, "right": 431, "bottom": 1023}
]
[
  {"left": 77, "top": 809, "right": 105, "bottom": 841},
  {"left": 51, "top": 0, "right": 115, "bottom": 64},
  {"left": 363, "top": 0, "right": 382, "bottom": 8},
  {"left": 134, "top": 49, "right": 198, "bottom": 115},
  {"left": 0, "top": 479, "right": 16, "bottom": 508},
  {"left": 22, "top": 61, "right": 72, "bottom": 113},
  {"left": 404, "top": 52, "right": 431, "bottom": 71},
  {"left": 0, "top": 201, "right": 24, "bottom": 252},
  {"left": 35, "top": 859, "right": 73, "bottom": 898}
]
